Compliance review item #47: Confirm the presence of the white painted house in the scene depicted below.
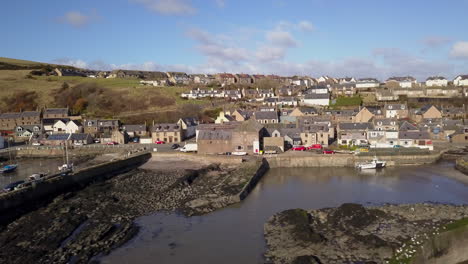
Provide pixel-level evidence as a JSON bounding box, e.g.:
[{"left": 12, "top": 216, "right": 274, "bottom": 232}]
[
  {"left": 53, "top": 120, "right": 83, "bottom": 134},
  {"left": 454, "top": 75, "right": 468, "bottom": 86},
  {"left": 387, "top": 76, "right": 417, "bottom": 88},
  {"left": 425, "top": 76, "right": 448, "bottom": 87},
  {"left": 303, "top": 93, "right": 330, "bottom": 106},
  {"left": 356, "top": 78, "right": 380, "bottom": 89}
]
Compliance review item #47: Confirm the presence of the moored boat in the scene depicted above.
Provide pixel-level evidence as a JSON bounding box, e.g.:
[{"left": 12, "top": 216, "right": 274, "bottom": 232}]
[
  {"left": 0, "top": 164, "right": 18, "bottom": 174},
  {"left": 355, "top": 156, "right": 386, "bottom": 170}
]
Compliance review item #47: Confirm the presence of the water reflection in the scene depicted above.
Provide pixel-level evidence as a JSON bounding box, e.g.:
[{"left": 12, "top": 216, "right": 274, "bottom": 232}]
[
  {"left": 102, "top": 161, "right": 468, "bottom": 264},
  {"left": 0, "top": 159, "right": 68, "bottom": 187}
]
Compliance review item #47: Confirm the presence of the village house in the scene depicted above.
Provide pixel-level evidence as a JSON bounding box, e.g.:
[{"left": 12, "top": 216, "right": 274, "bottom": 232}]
[
  {"left": 52, "top": 120, "right": 83, "bottom": 134},
  {"left": 373, "top": 118, "right": 399, "bottom": 131},
  {"left": 454, "top": 75, "right": 468, "bottom": 87},
  {"left": 44, "top": 108, "right": 69, "bottom": 119},
  {"left": 356, "top": 78, "right": 380, "bottom": 89},
  {"left": 231, "top": 109, "right": 253, "bottom": 122},
  {"left": 69, "top": 133, "right": 94, "bottom": 145},
  {"left": 267, "top": 127, "right": 302, "bottom": 148},
  {"left": 332, "top": 83, "right": 357, "bottom": 97},
  {"left": 242, "top": 88, "right": 275, "bottom": 100},
  {"left": 338, "top": 77, "right": 356, "bottom": 84},
  {"left": 224, "top": 89, "right": 242, "bottom": 100},
  {"left": 376, "top": 90, "right": 399, "bottom": 101},
  {"left": 303, "top": 93, "right": 330, "bottom": 106},
  {"left": 300, "top": 124, "right": 330, "bottom": 147},
  {"left": 305, "top": 86, "right": 329, "bottom": 94},
  {"left": 40, "top": 133, "right": 70, "bottom": 146},
  {"left": 425, "top": 76, "right": 448, "bottom": 87},
  {"left": 317, "top": 76, "right": 338, "bottom": 86},
  {"left": 84, "top": 119, "right": 121, "bottom": 136},
  {"left": 410, "top": 105, "right": 442, "bottom": 123},
  {"left": 425, "top": 87, "right": 460, "bottom": 97},
  {"left": 0, "top": 113, "right": 22, "bottom": 131},
  {"left": 450, "top": 126, "right": 468, "bottom": 143},
  {"left": 386, "top": 76, "right": 418, "bottom": 88},
  {"left": 181, "top": 88, "right": 224, "bottom": 99},
  {"left": 263, "top": 135, "right": 285, "bottom": 153},
  {"left": 323, "top": 109, "right": 357, "bottom": 123},
  {"left": 177, "top": 117, "right": 199, "bottom": 139},
  {"left": 216, "top": 73, "right": 236, "bottom": 86},
  {"left": 289, "top": 107, "right": 318, "bottom": 117},
  {"left": 168, "top": 72, "right": 191, "bottom": 85},
  {"left": 111, "top": 130, "right": 129, "bottom": 145},
  {"left": 418, "top": 119, "right": 445, "bottom": 140},
  {"left": 215, "top": 111, "right": 236, "bottom": 124},
  {"left": 392, "top": 88, "right": 425, "bottom": 98},
  {"left": 235, "top": 74, "right": 253, "bottom": 84},
  {"left": 398, "top": 131, "right": 433, "bottom": 150},
  {"left": 384, "top": 103, "right": 409, "bottom": 119},
  {"left": 151, "top": 123, "right": 182, "bottom": 143},
  {"left": 252, "top": 74, "right": 266, "bottom": 83},
  {"left": 122, "top": 124, "right": 148, "bottom": 138},
  {"left": 367, "top": 129, "right": 399, "bottom": 148},
  {"left": 337, "top": 122, "right": 374, "bottom": 146},
  {"left": 197, "top": 130, "right": 233, "bottom": 154},
  {"left": 253, "top": 111, "right": 279, "bottom": 124},
  {"left": 230, "top": 119, "right": 265, "bottom": 154},
  {"left": 441, "top": 107, "right": 466, "bottom": 119},
  {"left": 14, "top": 124, "right": 42, "bottom": 139},
  {"left": 353, "top": 107, "right": 374, "bottom": 123}
]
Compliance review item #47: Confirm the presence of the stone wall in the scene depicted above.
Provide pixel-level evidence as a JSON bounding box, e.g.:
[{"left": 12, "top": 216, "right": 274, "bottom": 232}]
[
  {"left": 239, "top": 158, "right": 269, "bottom": 200},
  {"left": 266, "top": 153, "right": 441, "bottom": 168},
  {"left": 456, "top": 157, "right": 468, "bottom": 175},
  {"left": 152, "top": 152, "right": 245, "bottom": 164},
  {"left": 0, "top": 152, "right": 151, "bottom": 214}
]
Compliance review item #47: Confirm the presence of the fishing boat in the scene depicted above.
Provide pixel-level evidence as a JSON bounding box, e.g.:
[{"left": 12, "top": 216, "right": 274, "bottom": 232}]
[
  {"left": 0, "top": 164, "right": 17, "bottom": 174},
  {"left": 232, "top": 151, "right": 247, "bottom": 156},
  {"left": 1, "top": 139, "right": 18, "bottom": 174},
  {"left": 58, "top": 141, "right": 73, "bottom": 173},
  {"left": 355, "top": 156, "right": 386, "bottom": 170}
]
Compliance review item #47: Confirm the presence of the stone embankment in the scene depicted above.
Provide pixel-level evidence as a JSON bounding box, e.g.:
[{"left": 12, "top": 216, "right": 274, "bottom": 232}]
[
  {"left": 0, "top": 155, "right": 267, "bottom": 263},
  {"left": 264, "top": 203, "right": 468, "bottom": 264},
  {"left": 455, "top": 156, "right": 468, "bottom": 175},
  {"left": 266, "top": 152, "right": 442, "bottom": 168}
]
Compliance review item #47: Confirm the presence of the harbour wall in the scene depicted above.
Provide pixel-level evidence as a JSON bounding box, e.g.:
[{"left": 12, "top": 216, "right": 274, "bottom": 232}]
[
  {"left": 266, "top": 152, "right": 441, "bottom": 168},
  {"left": 455, "top": 157, "right": 468, "bottom": 175},
  {"left": 0, "top": 152, "right": 151, "bottom": 215},
  {"left": 239, "top": 158, "right": 270, "bottom": 200}
]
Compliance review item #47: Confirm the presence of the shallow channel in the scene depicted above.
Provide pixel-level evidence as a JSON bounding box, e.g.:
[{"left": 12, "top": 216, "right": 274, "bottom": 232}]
[{"left": 102, "top": 161, "right": 468, "bottom": 264}]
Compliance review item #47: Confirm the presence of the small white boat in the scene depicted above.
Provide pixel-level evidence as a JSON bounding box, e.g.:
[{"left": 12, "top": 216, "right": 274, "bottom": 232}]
[
  {"left": 232, "top": 151, "right": 247, "bottom": 156},
  {"left": 356, "top": 156, "right": 386, "bottom": 170}
]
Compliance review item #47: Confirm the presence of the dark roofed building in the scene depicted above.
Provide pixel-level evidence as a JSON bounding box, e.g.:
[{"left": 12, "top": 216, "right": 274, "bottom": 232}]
[
  {"left": 44, "top": 108, "right": 69, "bottom": 119},
  {"left": 253, "top": 111, "right": 278, "bottom": 124}
]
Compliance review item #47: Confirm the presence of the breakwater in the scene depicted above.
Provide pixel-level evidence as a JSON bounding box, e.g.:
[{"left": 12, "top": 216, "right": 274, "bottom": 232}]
[{"left": 0, "top": 151, "right": 151, "bottom": 216}]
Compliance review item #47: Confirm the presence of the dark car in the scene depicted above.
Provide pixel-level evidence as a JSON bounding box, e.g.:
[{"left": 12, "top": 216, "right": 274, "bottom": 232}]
[
  {"left": 3, "top": 180, "right": 25, "bottom": 192},
  {"left": 133, "top": 137, "right": 140, "bottom": 143},
  {"left": 171, "top": 144, "right": 180, "bottom": 150}
]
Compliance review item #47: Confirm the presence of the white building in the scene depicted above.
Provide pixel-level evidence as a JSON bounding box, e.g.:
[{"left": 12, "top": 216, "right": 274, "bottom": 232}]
[
  {"left": 426, "top": 76, "right": 448, "bottom": 87},
  {"left": 387, "top": 76, "right": 417, "bottom": 88},
  {"left": 303, "top": 93, "right": 330, "bottom": 106},
  {"left": 454, "top": 75, "right": 468, "bottom": 86},
  {"left": 356, "top": 78, "right": 380, "bottom": 89},
  {"left": 53, "top": 120, "right": 83, "bottom": 134}
]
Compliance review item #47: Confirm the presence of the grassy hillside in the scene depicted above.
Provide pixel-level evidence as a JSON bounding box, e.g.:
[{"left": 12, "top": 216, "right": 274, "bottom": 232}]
[{"left": 0, "top": 69, "right": 212, "bottom": 121}]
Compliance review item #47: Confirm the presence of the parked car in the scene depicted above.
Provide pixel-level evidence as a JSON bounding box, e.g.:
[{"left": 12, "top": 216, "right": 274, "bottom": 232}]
[
  {"left": 155, "top": 141, "right": 165, "bottom": 144},
  {"left": 133, "top": 137, "right": 140, "bottom": 143},
  {"left": 171, "top": 144, "right": 180, "bottom": 150},
  {"left": 94, "top": 139, "right": 101, "bottom": 143},
  {"left": 3, "top": 180, "right": 25, "bottom": 192},
  {"left": 292, "top": 146, "right": 306, "bottom": 151},
  {"left": 393, "top": 145, "right": 402, "bottom": 148},
  {"left": 74, "top": 142, "right": 84, "bottom": 146},
  {"left": 357, "top": 148, "right": 369, "bottom": 153},
  {"left": 307, "top": 144, "right": 322, "bottom": 150},
  {"left": 32, "top": 142, "right": 42, "bottom": 146},
  {"left": 322, "top": 149, "right": 335, "bottom": 154},
  {"left": 106, "top": 141, "right": 118, "bottom": 145}
]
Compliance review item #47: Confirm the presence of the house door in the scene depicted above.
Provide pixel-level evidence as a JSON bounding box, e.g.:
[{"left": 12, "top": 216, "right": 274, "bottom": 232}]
[{"left": 169, "top": 136, "right": 173, "bottom": 143}]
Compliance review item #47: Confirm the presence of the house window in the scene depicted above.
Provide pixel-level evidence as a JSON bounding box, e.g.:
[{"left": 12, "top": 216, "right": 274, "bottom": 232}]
[{"left": 88, "top": 122, "right": 92, "bottom": 126}]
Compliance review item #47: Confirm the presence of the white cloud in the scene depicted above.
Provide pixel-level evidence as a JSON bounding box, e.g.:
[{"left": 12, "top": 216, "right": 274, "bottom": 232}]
[
  {"left": 52, "top": 58, "right": 89, "bottom": 69},
  {"left": 132, "top": 0, "right": 196, "bottom": 15},
  {"left": 450, "top": 41, "right": 468, "bottom": 59},
  {"left": 421, "top": 36, "right": 451, "bottom": 48},
  {"left": 255, "top": 46, "right": 286, "bottom": 62},
  {"left": 298, "top": 21, "right": 315, "bottom": 32},
  {"left": 58, "top": 10, "right": 99, "bottom": 28},
  {"left": 266, "top": 30, "right": 298, "bottom": 47}
]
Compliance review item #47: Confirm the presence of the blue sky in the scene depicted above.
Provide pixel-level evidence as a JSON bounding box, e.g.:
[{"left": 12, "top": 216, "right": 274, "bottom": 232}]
[{"left": 2, "top": 0, "right": 468, "bottom": 80}]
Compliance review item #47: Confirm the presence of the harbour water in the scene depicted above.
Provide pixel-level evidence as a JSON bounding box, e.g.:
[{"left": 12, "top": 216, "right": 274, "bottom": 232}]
[
  {"left": 0, "top": 158, "right": 66, "bottom": 188},
  {"left": 102, "top": 161, "right": 468, "bottom": 264}
]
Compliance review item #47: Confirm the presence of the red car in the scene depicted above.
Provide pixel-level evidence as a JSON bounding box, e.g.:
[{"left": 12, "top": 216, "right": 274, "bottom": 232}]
[
  {"left": 322, "top": 149, "right": 335, "bottom": 154},
  {"left": 106, "top": 141, "right": 118, "bottom": 145},
  {"left": 292, "top": 146, "right": 306, "bottom": 151},
  {"left": 307, "top": 144, "right": 323, "bottom": 150},
  {"left": 155, "top": 141, "right": 165, "bottom": 144}
]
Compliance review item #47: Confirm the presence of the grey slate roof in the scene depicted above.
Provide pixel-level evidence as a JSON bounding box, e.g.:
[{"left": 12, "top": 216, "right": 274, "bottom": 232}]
[
  {"left": 47, "top": 133, "right": 70, "bottom": 141},
  {"left": 21, "top": 111, "right": 41, "bottom": 118},
  {"left": 69, "top": 133, "right": 92, "bottom": 141},
  {"left": 198, "top": 130, "right": 232, "bottom": 140},
  {"left": 0, "top": 113, "right": 22, "bottom": 119},
  {"left": 151, "top": 123, "right": 180, "bottom": 132},
  {"left": 399, "top": 131, "right": 430, "bottom": 140},
  {"left": 304, "top": 93, "right": 329, "bottom": 99},
  {"left": 339, "top": 122, "right": 374, "bottom": 130},
  {"left": 254, "top": 111, "right": 278, "bottom": 120},
  {"left": 44, "top": 108, "right": 68, "bottom": 115},
  {"left": 123, "top": 124, "right": 147, "bottom": 132}
]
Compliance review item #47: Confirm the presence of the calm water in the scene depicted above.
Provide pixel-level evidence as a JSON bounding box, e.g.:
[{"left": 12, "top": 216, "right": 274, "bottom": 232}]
[
  {"left": 102, "top": 161, "right": 468, "bottom": 264},
  {"left": 0, "top": 158, "right": 69, "bottom": 188}
]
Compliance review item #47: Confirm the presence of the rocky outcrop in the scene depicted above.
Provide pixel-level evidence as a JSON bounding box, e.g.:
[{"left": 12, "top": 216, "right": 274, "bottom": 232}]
[
  {"left": 264, "top": 203, "right": 468, "bottom": 264},
  {"left": 0, "top": 160, "right": 264, "bottom": 263}
]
